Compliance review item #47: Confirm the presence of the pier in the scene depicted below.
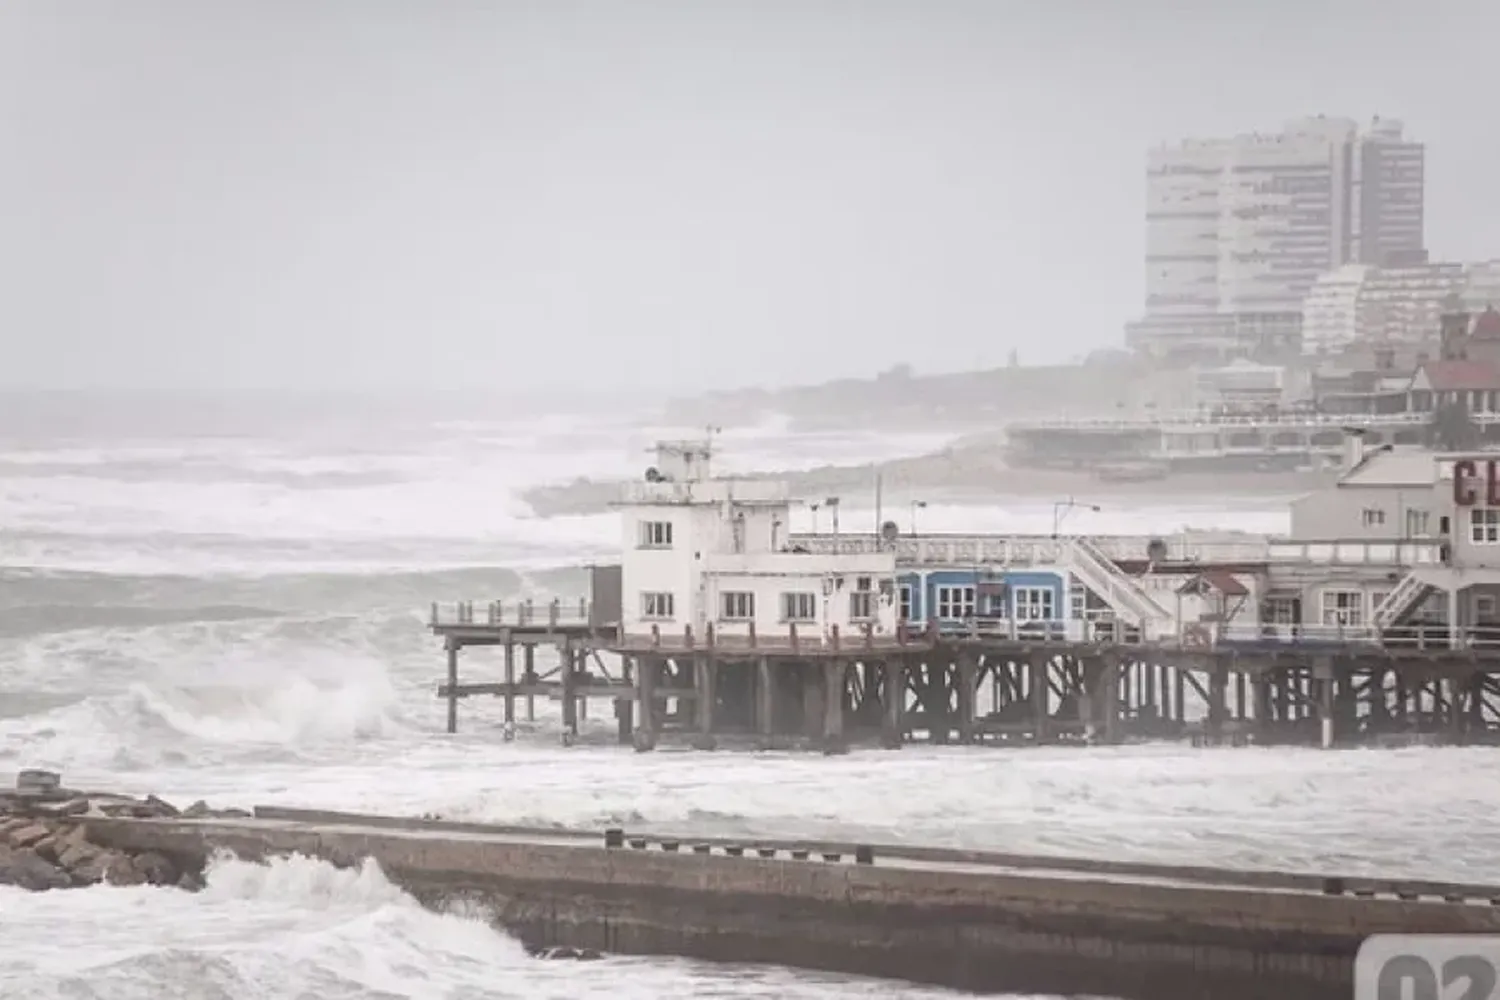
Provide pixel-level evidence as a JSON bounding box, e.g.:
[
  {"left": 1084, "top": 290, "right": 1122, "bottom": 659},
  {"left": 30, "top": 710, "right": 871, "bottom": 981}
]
[
  {"left": 432, "top": 599, "right": 1500, "bottom": 749},
  {"left": 81, "top": 805, "right": 1500, "bottom": 1000},
  {"left": 434, "top": 437, "right": 1500, "bottom": 750}
]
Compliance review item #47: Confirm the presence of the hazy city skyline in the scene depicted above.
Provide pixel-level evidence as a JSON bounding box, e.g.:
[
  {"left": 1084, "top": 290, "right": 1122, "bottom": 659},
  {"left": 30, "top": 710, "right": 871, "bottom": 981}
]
[{"left": 2, "top": 1, "right": 1499, "bottom": 393}]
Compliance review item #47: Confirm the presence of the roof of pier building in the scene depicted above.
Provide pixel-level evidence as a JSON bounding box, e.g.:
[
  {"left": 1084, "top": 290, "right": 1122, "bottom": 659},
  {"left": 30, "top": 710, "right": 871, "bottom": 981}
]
[
  {"left": 1337, "top": 446, "right": 1440, "bottom": 487},
  {"left": 1175, "top": 570, "right": 1249, "bottom": 597}
]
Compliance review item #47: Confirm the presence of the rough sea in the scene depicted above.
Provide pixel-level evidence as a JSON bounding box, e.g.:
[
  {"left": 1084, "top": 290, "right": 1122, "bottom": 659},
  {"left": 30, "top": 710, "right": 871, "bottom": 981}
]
[{"left": 2, "top": 391, "right": 1495, "bottom": 999}]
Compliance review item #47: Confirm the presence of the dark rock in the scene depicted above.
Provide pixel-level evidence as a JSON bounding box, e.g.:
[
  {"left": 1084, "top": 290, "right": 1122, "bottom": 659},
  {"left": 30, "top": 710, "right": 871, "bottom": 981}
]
[
  {"left": 183, "top": 800, "right": 211, "bottom": 818},
  {"left": 16, "top": 770, "right": 62, "bottom": 795},
  {"left": 104, "top": 854, "right": 147, "bottom": 887},
  {"left": 32, "top": 834, "right": 62, "bottom": 864},
  {"left": 69, "top": 851, "right": 119, "bottom": 886},
  {"left": 0, "top": 846, "right": 70, "bottom": 891},
  {"left": 32, "top": 798, "right": 89, "bottom": 819},
  {"left": 132, "top": 851, "right": 179, "bottom": 886},
  {"left": 175, "top": 870, "right": 205, "bottom": 892},
  {"left": 143, "top": 795, "right": 180, "bottom": 818},
  {"left": 7, "top": 823, "right": 51, "bottom": 849}
]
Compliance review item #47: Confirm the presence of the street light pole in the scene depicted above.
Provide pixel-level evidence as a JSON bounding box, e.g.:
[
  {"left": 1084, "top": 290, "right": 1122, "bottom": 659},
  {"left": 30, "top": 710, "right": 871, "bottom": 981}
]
[
  {"left": 1052, "top": 497, "right": 1102, "bottom": 538},
  {"left": 911, "top": 499, "right": 927, "bottom": 535}
]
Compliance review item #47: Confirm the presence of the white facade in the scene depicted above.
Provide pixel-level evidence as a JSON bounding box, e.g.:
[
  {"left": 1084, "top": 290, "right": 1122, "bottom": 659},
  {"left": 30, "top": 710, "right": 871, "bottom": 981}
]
[
  {"left": 1136, "top": 116, "right": 1426, "bottom": 361},
  {"left": 618, "top": 441, "right": 899, "bottom": 643},
  {"left": 1302, "top": 261, "right": 1467, "bottom": 353}
]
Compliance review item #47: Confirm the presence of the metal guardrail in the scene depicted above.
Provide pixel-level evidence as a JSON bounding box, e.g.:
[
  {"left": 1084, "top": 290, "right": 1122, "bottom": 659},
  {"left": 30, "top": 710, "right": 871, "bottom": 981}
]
[
  {"left": 792, "top": 532, "right": 1442, "bottom": 568},
  {"left": 1006, "top": 410, "right": 1500, "bottom": 433},
  {"left": 431, "top": 599, "right": 592, "bottom": 628},
  {"left": 428, "top": 600, "right": 1500, "bottom": 651}
]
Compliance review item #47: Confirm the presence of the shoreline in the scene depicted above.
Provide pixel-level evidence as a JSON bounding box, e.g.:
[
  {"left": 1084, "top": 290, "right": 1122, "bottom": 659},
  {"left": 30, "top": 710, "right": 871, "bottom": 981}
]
[{"left": 520, "top": 449, "right": 1328, "bottom": 518}]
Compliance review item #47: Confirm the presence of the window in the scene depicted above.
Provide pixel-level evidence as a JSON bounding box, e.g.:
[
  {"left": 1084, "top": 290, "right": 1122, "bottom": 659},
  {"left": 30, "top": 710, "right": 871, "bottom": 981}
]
[
  {"left": 848, "top": 576, "right": 876, "bottom": 620},
  {"left": 1069, "top": 584, "right": 1086, "bottom": 620},
  {"left": 638, "top": 520, "right": 673, "bottom": 548},
  {"left": 1472, "top": 509, "right": 1500, "bottom": 544},
  {"left": 898, "top": 584, "right": 913, "bottom": 621},
  {"left": 640, "top": 592, "right": 675, "bottom": 620},
  {"left": 1013, "top": 587, "right": 1056, "bottom": 621},
  {"left": 1321, "top": 589, "right": 1363, "bottom": 627},
  {"left": 1404, "top": 509, "right": 1430, "bottom": 537},
  {"left": 1475, "top": 594, "right": 1498, "bottom": 619},
  {"left": 780, "top": 591, "right": 817, "bottom": 622},
  {"left": 1361, "top": 507, "right": 1385, "bottom": 527},
  {"left": 935, "top": 586, "right": 975, "bottom": 620},
  {"left": 720, "top": 591, "right": 755, "bottom": 621}
]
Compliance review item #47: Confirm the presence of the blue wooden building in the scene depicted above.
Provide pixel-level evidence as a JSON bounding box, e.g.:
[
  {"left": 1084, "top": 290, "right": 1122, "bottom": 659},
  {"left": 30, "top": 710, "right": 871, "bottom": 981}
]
[{"left": 897, "top": 568, "right": 1070, "bottom": 625}]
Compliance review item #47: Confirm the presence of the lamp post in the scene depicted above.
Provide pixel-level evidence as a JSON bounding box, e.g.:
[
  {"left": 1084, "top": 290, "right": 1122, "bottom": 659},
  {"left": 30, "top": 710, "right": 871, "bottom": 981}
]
[
  {"left": 825, "top": 496, "right": 841, "bottom": 536},
  {"left": 1052, "top": 497, "right": 1102, "bottom": 538},
  {"left": 911, "top": 500, "right": 927, "bottom": 535}
]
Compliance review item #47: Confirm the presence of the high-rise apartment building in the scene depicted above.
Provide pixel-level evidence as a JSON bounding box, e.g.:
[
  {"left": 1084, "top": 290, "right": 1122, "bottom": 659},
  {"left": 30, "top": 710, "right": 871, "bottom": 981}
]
[{"left": 1127, "top": 116, "right": 1425, "bottom": 363}]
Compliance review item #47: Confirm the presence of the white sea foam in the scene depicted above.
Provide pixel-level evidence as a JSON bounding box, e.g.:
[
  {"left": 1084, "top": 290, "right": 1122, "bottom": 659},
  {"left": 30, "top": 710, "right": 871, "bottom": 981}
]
[{"left": 0, "top": 398, "right": 1465, "bottom": 998}]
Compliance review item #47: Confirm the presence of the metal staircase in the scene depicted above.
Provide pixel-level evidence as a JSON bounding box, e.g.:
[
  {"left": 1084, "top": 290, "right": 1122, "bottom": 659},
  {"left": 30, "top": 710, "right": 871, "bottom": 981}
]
[
  {"left": 1373, "top": 571, "right": 1433, "bottom": 631},
  {"left": 1064, "top": 537, "right": 1173, "bottom": 636}
]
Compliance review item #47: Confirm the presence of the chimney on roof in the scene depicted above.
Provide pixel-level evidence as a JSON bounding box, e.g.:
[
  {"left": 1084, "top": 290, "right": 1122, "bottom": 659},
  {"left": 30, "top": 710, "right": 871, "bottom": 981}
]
[
  {"left": 1440, "top": 293, "right": 1471, "bottom": 360},
  {"left": 1342, "top": 427, "right": 1367, "bottom": 473}
]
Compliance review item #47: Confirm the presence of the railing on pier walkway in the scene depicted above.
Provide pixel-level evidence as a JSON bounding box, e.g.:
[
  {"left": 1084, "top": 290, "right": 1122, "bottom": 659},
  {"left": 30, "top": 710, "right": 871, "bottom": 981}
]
[
  {"left": 792, "top": 532, "right": 1445, "bottom": 568},
  {"left": 1004, "top": 410, "right": 1466, "bottom": 433},
  {"left": 617, "top": 617, "right": 1500, "bottom": 653},
  {"left": 431, "top": 599, "right": 592, "bottom": 629},
  {"left": 1213, "top": 621, "right": 1500, "bottom": 651}
]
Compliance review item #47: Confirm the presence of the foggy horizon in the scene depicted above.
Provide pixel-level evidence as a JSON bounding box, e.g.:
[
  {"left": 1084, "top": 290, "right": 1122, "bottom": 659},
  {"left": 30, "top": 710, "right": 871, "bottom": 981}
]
[{"left": 3, "top": 0, "right": 1499, "bottom": 395}]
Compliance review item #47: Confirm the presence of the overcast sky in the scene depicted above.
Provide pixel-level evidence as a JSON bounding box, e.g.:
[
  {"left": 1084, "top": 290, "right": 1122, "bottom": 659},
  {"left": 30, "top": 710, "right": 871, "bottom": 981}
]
[{"left": 1, "top": 0, "right": 1497, "bottom": 393}]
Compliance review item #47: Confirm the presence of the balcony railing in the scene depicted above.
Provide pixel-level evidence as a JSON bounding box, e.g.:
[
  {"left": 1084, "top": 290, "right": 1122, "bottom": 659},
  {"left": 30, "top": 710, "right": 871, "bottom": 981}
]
[
  {"left": 790, "top": 532, "right": 1441, "bottom": 568},
  {"left": 1006, "top": 411, "right": 1434, "bottom": 432},
  {"left": 431, "top": 599, "right": 592, "bottom": 629},
  {"left": 428, "top": 599, "right": 1499, "bottom": 651},
  {"left": 1266, "top": 540, "right": 1445, "bottom": 565},
  {"left": 619, "top": 478, "right": 790, "bottom": 505}
]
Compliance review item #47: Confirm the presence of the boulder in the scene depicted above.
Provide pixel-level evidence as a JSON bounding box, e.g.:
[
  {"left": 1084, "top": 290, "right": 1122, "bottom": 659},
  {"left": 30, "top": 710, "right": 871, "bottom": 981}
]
[
  {"left": 183, "top": 800, "right": 212, "bottom": 818},
  {"left": 143, "top": 795, "right": 180, "bottom": 818},
  {"left": 15, "top": 769, "right": 62, "bottom": 795},
  {"left": 104, "top": 854, "right": 147, "bottom": 887},
  {"left": 132, "top": 851, "right": 179, "bottom": 886},
  {"left": 57, "top": 841, "right": 100, "bottom": 873},
  {"left": 7, "top": 823, "right": 51, "bottom": 850},
  {"left": 32, "top": 798, "right": 90, "bottom": 819},
  {"left": 69, "top": 850, "right": 121, "bottom": 887},
  {"left": 0, "top": 846, "right": 70, "bottom": 891}
]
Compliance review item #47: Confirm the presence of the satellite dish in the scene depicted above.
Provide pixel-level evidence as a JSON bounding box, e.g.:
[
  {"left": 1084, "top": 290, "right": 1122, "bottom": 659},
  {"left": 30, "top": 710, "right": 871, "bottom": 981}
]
[
  {"left": 644, "top": 466, "right": 662, "bottom": 483},
  {"left": 880, "top": 520, "right": 901, "bottom": 543},
  {"left": 1146, "top": 537, "right": 1169, "bottom": 563}
]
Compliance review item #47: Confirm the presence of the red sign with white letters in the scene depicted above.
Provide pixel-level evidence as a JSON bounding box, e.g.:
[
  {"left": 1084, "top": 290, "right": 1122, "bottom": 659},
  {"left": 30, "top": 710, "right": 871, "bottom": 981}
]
[{"left": 1452, "top": 458, "right": 1500, "bottom": 507}]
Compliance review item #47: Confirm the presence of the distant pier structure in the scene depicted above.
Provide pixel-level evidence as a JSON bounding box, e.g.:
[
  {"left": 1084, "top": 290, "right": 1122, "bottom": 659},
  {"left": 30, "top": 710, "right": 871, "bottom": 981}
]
[{"left": 432, "top": 438, "right": 1500, "bottom": 749}]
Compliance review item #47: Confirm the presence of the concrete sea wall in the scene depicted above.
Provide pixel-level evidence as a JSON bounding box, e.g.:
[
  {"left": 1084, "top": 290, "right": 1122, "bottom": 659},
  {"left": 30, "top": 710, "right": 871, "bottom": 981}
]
[{"left": 83, "top": 806, "right": 1500, "bottom": 1000}]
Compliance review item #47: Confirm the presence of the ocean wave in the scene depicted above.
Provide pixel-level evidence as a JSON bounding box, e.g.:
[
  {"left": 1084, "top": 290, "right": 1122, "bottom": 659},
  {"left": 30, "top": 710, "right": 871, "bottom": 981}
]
[
  {"left": 0, "top": 853, "right": 976, "bottom": 999},
  {"left": 0, "top": 565, "right": 541, "bottom": 616}
]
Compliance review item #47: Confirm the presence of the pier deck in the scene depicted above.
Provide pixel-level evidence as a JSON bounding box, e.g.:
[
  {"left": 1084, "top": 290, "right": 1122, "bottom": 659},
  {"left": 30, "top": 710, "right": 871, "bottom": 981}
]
[
  {"left": 430, "top": 600, "right": 1500, "bottom": 750},
  {"left": 83, "top": 805, "right": 1500, "bottom": 1000}
]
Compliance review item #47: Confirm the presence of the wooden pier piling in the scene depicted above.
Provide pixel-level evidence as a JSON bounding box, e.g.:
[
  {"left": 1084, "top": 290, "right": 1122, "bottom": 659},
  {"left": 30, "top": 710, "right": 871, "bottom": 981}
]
[{"left": 429, "top": 601, "right": 1500, "bottom": 749}]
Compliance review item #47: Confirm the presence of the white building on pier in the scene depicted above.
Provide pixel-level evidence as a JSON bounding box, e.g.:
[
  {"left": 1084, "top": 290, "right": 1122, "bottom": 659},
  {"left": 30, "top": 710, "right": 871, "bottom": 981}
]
[
  {"left": 612, "top": 436, "right": 1500, "bottom": 649},
  {"left": 615, "top": 441, "right": 899, "bottom": 646}
]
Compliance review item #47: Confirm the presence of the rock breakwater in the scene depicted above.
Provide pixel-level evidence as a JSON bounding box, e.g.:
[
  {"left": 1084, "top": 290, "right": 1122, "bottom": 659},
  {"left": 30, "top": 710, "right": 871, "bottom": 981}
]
[{"left": 0, "top": 769, "right": 245, "bottom": 892}]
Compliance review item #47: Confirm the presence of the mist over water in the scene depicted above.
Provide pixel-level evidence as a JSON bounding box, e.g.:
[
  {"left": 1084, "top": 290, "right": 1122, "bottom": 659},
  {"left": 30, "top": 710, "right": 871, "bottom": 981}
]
[{"left": 0, "top": 393, "right": 1488, "bottom": 998}]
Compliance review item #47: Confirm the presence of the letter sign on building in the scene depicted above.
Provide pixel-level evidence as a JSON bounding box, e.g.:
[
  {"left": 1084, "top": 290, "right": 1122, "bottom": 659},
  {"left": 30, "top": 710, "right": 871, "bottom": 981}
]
[{"left": 1452, "top": 458, "right": 1500, "bottom": 507}]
